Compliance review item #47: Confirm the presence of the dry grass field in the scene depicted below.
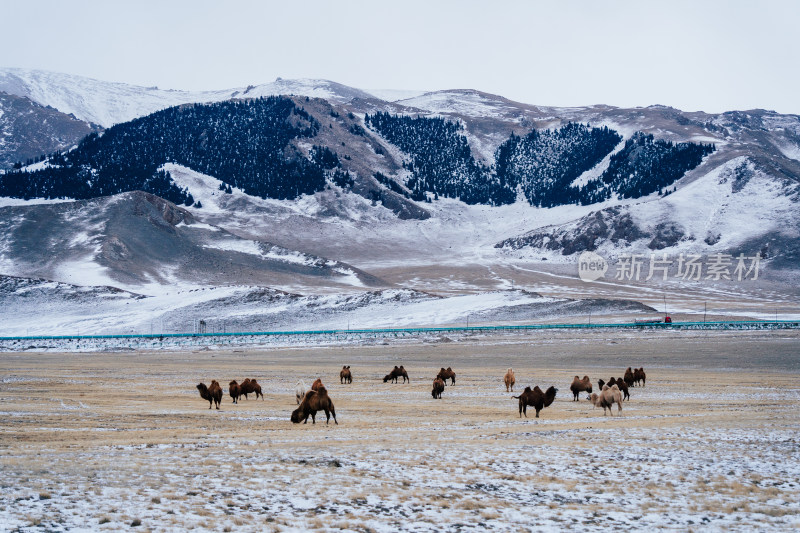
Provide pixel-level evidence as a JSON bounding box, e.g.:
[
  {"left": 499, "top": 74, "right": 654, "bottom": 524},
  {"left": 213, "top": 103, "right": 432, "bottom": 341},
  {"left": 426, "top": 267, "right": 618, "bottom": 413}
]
[{"left": 2, "top": 328, "right": 800, "bottom": 532}]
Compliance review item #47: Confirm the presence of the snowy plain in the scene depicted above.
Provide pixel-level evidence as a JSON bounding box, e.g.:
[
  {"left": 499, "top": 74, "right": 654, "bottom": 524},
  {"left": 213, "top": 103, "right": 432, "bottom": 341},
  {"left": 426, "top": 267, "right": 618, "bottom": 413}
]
[{"left": 2, "top": 330, "right": 799, "bottom": 532}]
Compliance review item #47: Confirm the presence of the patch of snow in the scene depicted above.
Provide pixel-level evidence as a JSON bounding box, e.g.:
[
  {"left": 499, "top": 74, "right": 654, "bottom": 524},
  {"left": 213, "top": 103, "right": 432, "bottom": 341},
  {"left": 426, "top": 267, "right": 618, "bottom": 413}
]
[
  {"left": 202, "top": 239, "right": 262, "bottom": 256},
  {"left": 0, "top": 197, "right": 73, "bottom": 208},
  {"left": 396, "top": 90, "right": 520, "bottom": 120},
  {"left": 365, "top": 88, "right": 430, "bottom": 102},
  {"left": 776, "top": 141, "right": 800, "bottom": 162},
  {"left": 571, "top": 138, "right": 627, "bottom": 188}
]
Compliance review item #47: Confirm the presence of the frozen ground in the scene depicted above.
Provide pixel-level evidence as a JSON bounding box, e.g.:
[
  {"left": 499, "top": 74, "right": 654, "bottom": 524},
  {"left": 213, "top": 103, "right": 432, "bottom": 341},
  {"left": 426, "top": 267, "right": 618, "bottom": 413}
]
[{"left": 1, "top": 329, "right": 799, "bottom": 531}]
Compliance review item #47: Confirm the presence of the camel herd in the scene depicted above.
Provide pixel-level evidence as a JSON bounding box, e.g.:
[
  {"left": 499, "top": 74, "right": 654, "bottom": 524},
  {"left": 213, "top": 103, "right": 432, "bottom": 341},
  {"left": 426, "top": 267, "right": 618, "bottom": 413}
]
[{"left": 196, "top": 365, "right": 647, "bottom": 422}]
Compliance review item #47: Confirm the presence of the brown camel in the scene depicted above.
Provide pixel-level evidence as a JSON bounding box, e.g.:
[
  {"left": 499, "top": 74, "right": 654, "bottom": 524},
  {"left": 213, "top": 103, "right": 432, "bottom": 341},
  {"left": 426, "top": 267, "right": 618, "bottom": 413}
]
[
  {"left": 570, "top": 375, "right": 592, "bottom": 401},
  {"left": 383, "top": 366, "right": 409, "bottom": 383},
  {"left": 291, "top": 386, "right": 337, "bottom": 425},
  {"left": 436, "top": 367, "right": 456, "bottom": 385},
  {"left": 229, "top": 380, "right": 240, "bottom": 404},
  {"left": 431, "top": 377, "right": 445, "bottom": 399},
  {"left": 504, "top": 368, "right": 516, "bottom": 392},
  {"left": 512, "top": 386, "right": 558, "bottom": 418},
  {"left": 197, "top": 380, "right": 223, "bottom": 410}
]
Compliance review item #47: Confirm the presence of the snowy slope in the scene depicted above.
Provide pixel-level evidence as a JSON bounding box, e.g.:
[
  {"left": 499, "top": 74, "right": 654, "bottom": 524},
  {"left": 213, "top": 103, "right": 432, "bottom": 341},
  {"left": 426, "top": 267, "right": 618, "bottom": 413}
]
[
  {"left": 0, "top": 91, "right": 99, "bottom": 169},
  {"left": 0, "top": 276, "right": 654, "bottom": 337},
  {"left": 0, "top": 69, "right": 376, "bottom": 127},
  {"left": 0, "top": 190, "right": 383, "bottom": 294},
  {"left": 395, "top": 89, "right": 531, "bottom": 119},
  {"left": 498, "top": 156, "right": 800, "bottom": 266}
]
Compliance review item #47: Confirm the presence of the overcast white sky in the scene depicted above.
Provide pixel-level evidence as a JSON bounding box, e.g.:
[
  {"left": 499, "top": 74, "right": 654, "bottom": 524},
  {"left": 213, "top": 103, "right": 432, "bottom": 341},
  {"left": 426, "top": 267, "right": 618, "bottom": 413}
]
[{"left": 2, "top": 0, "right": 798, "bottom": 114}]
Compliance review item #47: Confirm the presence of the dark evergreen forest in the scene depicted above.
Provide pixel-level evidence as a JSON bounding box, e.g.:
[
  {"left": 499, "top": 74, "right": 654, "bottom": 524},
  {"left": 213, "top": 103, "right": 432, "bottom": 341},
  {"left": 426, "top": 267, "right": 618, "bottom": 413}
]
[
  {"left": 364, "top": 112, "right": 509, "bottom": 205},
  {"left": 579, "top": 132, "right": 715, "bottom": 203},
  {"left": 0, "top": 97, "right": 329, "bottom": 203},
  {"left": 494, "top": 122, "right": 623, "bottom": 207},
  {"left": 0, "top": 101, "right": 714, "bottom": 209}
]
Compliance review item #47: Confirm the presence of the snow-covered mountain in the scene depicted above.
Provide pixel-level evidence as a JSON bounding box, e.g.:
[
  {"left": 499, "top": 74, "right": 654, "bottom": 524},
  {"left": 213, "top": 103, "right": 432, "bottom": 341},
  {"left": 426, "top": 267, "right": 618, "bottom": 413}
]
[
  {"left": 0, "top": 68, "right": 379, "bottom": 128},
  {"left": 1, "top": 68, "right": 799, "bottom": 337}
]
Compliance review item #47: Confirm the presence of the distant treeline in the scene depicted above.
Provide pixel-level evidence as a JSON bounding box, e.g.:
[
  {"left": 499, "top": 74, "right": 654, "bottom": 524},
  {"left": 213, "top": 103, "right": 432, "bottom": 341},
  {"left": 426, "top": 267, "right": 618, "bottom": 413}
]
[{"left": 0, "top": 99, "right": 714, "bottom": 209}]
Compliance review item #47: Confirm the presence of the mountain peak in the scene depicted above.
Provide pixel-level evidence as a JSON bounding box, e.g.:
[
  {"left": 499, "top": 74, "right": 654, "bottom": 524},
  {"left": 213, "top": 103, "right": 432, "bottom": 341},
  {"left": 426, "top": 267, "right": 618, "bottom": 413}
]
[{"left": 0, "top": 68, "right": 376, "bottom": 127}]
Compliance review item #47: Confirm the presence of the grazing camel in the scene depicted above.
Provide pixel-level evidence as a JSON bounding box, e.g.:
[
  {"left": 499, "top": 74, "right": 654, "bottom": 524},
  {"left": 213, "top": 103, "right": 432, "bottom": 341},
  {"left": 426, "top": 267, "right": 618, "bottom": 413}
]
[
  {"left": 588, "top": 384, "right": 623, "bottom": 416},
  {"left": 504, "top": 368, "right": 516, "bottom": 392},
  {"left": 340, "top": 366, "right": 352, "bottom": 384},
  {"left": 291, "top": 386, "right": 337, "bottom": 425},
  {"left": 239, "top": 378, "right": 263, "bottom": 400},
  {"left": 431, "top": 377, "right": 445, "bottom": 399},
  {"left": 512, "top": 386, "right": 558, "bottom": 418},
  {"left": 383, "top": 365, "right": 409, "bottom": 383},
  {"left": 436, "top": 367, "right": 456, "bottom": 385},
  {"left": 570, "top": 375, "right": 592, "bottom": 401},
  {"left": 197, "top": 380, "right": 223, "bottom": 410}
]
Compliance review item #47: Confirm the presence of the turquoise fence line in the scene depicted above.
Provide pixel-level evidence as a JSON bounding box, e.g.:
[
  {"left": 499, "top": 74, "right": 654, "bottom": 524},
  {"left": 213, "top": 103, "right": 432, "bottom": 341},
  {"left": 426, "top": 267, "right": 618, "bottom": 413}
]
[{"left": 2, "top": 320, "right": 799, "bottom": 342}]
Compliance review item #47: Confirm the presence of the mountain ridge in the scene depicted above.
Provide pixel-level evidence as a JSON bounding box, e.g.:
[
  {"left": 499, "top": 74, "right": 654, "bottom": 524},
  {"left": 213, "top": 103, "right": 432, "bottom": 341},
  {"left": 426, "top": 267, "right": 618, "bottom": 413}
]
[{"left": 0, "top": 68, "right": 798, "bottom": 304}]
